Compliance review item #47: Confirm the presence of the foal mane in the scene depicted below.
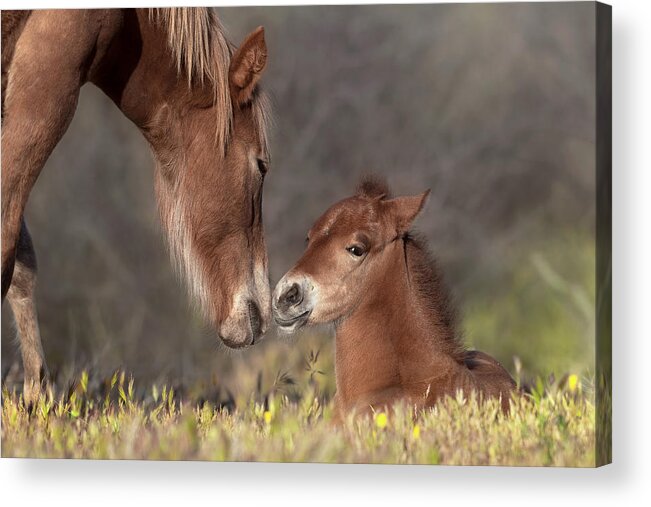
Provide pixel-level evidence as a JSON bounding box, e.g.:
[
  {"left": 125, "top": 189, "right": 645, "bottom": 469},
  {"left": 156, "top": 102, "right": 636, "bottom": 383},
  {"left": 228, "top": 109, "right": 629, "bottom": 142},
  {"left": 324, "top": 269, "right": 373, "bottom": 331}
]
[
  {"left": 355, "top": 176, "right": 465, "bottom": 361},
  {"left": 403, "top": 234, "right": 467, "bottom": 361},
  {"left": 149, "top": 7, "right": 271, "bottom": 156}
]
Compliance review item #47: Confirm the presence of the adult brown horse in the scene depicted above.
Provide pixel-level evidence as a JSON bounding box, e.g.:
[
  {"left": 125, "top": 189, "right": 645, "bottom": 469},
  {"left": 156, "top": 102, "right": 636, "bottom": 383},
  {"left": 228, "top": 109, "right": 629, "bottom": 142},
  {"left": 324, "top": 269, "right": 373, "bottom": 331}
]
[
  {"left": 273, "top": 177, "right": 515, "bottom": 420},
  {"left": 2, "top": 8, "right": 272, "bottom": 404}
]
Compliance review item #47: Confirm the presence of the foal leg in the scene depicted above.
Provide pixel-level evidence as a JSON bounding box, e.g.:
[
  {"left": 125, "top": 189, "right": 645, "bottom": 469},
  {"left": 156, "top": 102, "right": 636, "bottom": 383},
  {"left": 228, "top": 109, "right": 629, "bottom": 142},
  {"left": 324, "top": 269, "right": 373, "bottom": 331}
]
[{"left": 6, "top": 220, "right": 48, "bottom": 406}]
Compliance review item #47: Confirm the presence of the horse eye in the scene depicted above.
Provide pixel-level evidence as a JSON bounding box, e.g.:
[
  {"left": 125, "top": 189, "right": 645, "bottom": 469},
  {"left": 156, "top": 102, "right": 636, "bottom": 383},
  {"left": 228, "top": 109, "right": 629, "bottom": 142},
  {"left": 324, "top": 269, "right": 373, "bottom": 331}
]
[
  {"left": 257, "top": 159, "right": 268, "bottom": 176},
  {"left": 346, "top": 245, "right": 366, "bottom": 257}
]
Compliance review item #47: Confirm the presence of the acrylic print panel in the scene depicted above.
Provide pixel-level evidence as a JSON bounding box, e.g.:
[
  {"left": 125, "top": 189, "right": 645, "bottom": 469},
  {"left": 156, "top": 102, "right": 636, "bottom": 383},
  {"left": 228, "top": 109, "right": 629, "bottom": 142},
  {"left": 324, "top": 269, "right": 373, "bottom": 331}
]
[{"left": 1, "top": 2, "right": 611, "bottom": 466}]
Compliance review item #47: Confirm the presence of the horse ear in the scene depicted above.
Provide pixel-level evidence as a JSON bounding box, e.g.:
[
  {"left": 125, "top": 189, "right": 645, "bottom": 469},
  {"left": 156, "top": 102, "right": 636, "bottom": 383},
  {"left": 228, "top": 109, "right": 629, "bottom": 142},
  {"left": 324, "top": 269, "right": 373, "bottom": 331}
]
[
  {"left": 229, "top": 26, "right": 267, "bottom": 105},
  {"left": 383, "top": 190, "right": 431, "bottom": 235}
]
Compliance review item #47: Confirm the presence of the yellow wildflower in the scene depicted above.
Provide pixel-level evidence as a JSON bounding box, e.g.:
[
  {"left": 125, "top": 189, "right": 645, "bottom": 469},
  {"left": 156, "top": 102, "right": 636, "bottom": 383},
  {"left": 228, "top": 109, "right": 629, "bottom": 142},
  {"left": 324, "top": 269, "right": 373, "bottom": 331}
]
[
  {"left": 263, "top": 410, "right": 272, "bottom": 424},
  {"left": 568, "top": 374, "right": 579, "bottom": 392},
  {"left": 412, "top": 425, "right": 421, "bottom": 440},
  {"left": 375, "top": 412, "right": 388, "bottom": 429}
]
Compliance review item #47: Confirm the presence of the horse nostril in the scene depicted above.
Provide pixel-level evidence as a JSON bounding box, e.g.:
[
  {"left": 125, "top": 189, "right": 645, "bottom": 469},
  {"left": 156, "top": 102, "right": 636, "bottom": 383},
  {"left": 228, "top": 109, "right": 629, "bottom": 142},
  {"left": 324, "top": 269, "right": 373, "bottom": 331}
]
[
  {"left": 247, "top": 300, "right": 262, "bottom": 340},
  {"left": 283, "top": 283, "right": 303, "bottom": 307}
]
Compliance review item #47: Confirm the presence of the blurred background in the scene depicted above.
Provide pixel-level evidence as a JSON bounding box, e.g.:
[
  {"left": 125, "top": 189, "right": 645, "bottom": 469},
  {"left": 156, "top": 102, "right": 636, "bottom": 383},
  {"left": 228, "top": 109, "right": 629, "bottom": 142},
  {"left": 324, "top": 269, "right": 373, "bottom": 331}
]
[{"left": 1, "top": 3, "right": 596, "bottom": 398}]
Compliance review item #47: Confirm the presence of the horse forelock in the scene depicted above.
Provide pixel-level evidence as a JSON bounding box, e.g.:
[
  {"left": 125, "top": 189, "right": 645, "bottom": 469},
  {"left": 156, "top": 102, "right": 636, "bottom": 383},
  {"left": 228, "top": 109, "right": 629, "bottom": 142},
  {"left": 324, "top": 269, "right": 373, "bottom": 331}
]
[
  {"left": 149, "top": 8, "right": 271, "bottom": 156},
  {"left": 149, "top": 8, "right": 229, "bottom": 87}
]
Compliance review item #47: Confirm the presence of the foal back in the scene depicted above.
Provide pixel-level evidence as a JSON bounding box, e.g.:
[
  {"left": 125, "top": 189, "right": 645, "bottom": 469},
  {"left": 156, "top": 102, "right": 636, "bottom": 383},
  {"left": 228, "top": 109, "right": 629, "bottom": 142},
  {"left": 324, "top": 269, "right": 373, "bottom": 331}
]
[{"left": 462, "top": 350, "right": 516, "bottom": 412}]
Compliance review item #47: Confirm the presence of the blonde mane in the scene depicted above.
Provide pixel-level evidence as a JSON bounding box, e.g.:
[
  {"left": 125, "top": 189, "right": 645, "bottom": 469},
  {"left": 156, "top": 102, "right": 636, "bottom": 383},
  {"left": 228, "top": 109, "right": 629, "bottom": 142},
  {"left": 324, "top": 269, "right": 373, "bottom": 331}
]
[
  {"left": 149, "top": 8, "right": 272, "bottom": 320},
  {"left": 149, "top": 7, "right": 271, "bottom": 156}
]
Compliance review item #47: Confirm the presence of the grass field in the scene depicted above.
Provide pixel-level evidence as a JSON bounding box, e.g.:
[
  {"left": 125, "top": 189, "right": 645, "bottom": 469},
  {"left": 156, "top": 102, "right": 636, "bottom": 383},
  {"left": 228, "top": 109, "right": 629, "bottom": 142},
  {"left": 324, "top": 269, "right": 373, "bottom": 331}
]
[{"left": 1, "top": 366, "right": 596, "bottom": 466}]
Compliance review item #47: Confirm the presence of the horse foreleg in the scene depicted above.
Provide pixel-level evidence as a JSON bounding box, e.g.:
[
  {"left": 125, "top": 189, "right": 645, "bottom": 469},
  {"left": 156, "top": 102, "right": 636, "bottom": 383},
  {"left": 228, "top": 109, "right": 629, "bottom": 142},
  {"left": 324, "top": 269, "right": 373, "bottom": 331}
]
[
  {"left": 1, "top": 83, "right": 80, "bottom": 300},
  {"left": 1, "top": 10, "right": 94, "bottom": 299},
  {"left": 7, "top": 220, "right": 47, "bottom": 406}
]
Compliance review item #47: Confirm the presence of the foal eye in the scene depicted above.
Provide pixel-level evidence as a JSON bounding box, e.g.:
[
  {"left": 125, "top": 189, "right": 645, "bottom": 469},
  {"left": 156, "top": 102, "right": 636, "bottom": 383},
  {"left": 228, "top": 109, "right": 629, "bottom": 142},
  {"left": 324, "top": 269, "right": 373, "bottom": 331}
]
[
  {"left": 257, "top": 159, "right": 268, "bottom": 176},
  {"left": 346, "top": 245, "right": 366, "bottom": 257}
]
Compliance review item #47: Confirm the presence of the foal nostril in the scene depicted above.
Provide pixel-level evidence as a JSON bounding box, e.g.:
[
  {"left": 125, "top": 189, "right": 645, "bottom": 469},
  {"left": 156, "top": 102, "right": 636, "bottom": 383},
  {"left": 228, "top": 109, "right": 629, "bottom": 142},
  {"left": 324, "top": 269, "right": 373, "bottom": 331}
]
[{"left": 281, "top": 283, "right": 303, "bottom": 308}]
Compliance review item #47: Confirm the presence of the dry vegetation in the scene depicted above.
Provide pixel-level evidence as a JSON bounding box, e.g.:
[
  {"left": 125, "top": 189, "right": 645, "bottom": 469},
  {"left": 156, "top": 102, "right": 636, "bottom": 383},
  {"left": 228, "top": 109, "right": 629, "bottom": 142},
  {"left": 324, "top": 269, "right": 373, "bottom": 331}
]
[{"left": 2, "top": 363, "right": 595, "bottom": 466}]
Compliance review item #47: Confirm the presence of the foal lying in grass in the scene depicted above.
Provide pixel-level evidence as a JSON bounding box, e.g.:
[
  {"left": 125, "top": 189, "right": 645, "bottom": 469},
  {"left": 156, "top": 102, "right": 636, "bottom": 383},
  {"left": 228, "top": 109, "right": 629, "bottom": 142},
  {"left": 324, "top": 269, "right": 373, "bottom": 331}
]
[{"left": 273, "top": 177, "right": 515, "bottom": 419}]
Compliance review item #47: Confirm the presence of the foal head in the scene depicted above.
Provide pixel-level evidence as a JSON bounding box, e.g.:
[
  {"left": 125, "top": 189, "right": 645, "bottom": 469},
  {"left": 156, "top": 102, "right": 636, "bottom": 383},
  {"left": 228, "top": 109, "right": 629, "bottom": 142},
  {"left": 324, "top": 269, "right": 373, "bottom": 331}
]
[{"left": 273, "top": 178, "right": 430, "bottom": 332}]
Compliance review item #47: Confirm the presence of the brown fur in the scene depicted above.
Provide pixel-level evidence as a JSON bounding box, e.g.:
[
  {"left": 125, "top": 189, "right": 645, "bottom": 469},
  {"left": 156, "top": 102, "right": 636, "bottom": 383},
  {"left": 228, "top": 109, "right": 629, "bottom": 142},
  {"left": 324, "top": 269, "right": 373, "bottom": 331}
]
[
  {"left": 1, "top": 10, "right": 30, "bottom": 119},
  {"left": 273, "top": 177, "right": 516, "bottom": 420},
  {"left": 1, "top": 8, "right": 272, "bottom": 404}
]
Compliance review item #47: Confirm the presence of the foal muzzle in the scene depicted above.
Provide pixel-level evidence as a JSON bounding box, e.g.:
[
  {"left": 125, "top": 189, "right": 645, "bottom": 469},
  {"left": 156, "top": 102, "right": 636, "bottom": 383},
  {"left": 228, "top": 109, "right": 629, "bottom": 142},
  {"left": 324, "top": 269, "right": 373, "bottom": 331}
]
[{"left": 272, "top": 276, "right": 314, "bottom": 333}]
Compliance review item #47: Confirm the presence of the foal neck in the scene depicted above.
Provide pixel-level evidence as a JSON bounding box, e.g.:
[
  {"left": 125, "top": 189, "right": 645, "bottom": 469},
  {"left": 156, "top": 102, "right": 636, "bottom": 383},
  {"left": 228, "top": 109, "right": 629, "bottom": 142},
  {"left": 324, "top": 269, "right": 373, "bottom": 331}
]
[{"left": 334, "top": 238, "right": 461, "bottom": 409}]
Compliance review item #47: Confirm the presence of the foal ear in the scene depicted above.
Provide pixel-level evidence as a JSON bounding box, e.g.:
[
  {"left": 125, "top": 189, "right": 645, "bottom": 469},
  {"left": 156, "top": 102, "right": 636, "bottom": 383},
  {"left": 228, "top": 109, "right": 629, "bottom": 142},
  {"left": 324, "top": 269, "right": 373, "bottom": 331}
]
[
  {"left": 229, "top": 26, "right": 267, "bottom": 105},
  {"left": 383, "top": 190, "right": 431, "bottom": 235}
]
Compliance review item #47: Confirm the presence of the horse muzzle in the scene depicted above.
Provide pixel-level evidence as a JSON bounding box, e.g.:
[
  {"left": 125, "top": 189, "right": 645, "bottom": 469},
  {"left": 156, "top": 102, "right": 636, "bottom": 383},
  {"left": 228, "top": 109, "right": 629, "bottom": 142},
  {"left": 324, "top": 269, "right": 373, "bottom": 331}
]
[{"left": 219, "top": 296, "right": 270, "bottom": 348}]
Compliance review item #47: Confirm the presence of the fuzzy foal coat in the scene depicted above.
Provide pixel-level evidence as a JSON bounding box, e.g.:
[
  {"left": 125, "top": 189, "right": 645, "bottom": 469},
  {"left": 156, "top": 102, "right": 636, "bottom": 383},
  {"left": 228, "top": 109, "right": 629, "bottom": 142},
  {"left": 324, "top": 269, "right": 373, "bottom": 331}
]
[
  {"left": 273, "top": 179, "right": 516, "bottom": 420},
  {"left": 333, "top": 236, "right": 516, "bottom": 418}
]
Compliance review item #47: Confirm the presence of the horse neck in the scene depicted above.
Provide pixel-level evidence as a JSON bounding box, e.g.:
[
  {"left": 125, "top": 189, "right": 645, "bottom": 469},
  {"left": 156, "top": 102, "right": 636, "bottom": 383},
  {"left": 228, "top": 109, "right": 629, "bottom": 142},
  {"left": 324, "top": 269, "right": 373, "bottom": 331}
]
[
  {"left": 92, "top": 10, "right": 203, "bottom": 141},
  {"left": 335, "top": 239, "right": 458, "bottom": 402},
  {"left": 89, "top": 10, "right": 230, "bottom": 322}
]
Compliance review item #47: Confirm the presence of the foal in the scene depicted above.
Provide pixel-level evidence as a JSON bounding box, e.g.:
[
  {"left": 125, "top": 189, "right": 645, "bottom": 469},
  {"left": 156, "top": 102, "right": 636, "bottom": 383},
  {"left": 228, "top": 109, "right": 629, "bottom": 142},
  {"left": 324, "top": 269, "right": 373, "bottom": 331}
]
[{"left": 273, "top": 178, "right": 515, "bottom": 418}]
